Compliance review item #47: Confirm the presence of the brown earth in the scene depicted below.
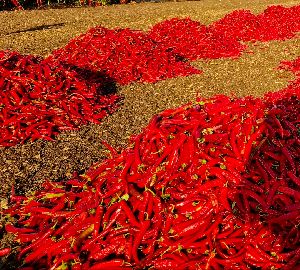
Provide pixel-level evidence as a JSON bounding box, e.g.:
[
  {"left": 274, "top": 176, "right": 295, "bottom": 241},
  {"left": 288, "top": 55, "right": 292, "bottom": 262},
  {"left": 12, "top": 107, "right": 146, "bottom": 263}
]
[{"left": 0, "top": 1, "right": 300, "bottom": 266}]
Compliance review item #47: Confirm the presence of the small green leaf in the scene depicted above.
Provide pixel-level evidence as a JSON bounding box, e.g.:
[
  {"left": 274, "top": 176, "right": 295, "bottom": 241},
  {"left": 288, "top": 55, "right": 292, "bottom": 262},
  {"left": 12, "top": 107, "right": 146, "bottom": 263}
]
[
  {"left": 57, "top": 262, "right": 69, "bottom": 270},
  {"left": 192, "top": 174, "right": 198, "bottom": 180},
  {"left": 43, "top": 193, "right": 64, "bottom": 199},
  {"left": 201, "top": 159, "right": 207, "bottom": 165},
  {"left": 89, "top": 208, "right": 96, "bottom": 215},
  {"left": 121, "top": 194, "right": 130, "bottom": 201},
  {"left": 161, "top": 186, "right": 170, "bottom": 200},
  {"left": 220, "top": 163, "right": 227, "bottom": 170},
  {"left": 137, "top": 164, "right": 146, "bottom": 173},
  {"left": 234, "top": 224, "right": 241, "bottom": 229},
  {"left": 185, "top": 213, "right": 192, "bottom": 219},
  {"left": 108, "top": 196, "right": 118, "bottom": 206},
  {"left": 192, "top": 201, "right": 199, "bottom": 206},
  {"left": 161, "top": 193, "right": 170, "bottom": 200},
  {"left": 145, "top": 186, "right": 156, "bottom": 196},
  {"left": 197, "top": 137, "right": 205, "bottom": 143},
  {"left": 257, "top": 179, "right": 265, "bottom": 185},
  {"left": 231, "top": 201, "right": 236, "bottom": 209},
  {"left": 271, "top": 252, "right": 278, "bottom": 259}
]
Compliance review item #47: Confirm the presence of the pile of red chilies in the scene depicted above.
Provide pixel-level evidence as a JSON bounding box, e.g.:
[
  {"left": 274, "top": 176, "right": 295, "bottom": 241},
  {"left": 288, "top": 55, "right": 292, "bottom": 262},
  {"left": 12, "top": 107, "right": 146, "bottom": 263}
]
[
  {"left": 52, "top": 25, "right": 202, "bottom": 85},
  {"left": 53, "top": 5, "right": 300, "bottom": 85},
  {"left": 210, "top": 5, "right": 300, "bottom": 42},
  {"left": 0, "top": 51, "right": 120, "bottom": 147},
  {"left": 1, "top": 57, "right": 299, "bottom": 269},
  {"left": 1, "top": 5, "right": 300, "bottom": 147}
]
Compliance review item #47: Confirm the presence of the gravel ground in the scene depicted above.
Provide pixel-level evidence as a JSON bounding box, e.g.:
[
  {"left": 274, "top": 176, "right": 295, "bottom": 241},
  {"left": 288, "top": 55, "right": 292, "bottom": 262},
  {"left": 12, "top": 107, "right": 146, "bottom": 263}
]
[{"left": 0, "top": 2, "right": 300, "bottom": 266}]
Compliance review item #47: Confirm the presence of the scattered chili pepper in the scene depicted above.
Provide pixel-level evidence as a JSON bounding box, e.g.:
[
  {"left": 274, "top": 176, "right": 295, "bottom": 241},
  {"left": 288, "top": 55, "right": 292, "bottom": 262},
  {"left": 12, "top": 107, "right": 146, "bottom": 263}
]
[{"left": 0, "top": 247, "right": 11, "bottom": 257}]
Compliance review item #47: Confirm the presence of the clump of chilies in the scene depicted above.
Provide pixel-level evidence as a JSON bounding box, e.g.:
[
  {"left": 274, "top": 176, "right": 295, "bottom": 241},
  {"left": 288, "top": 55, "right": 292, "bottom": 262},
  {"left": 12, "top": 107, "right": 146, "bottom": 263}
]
[
  {"left": 1, "top": 62, "right": 299, "bottom": 268},
  {"left": 52, "top": 25, "right": 203, "bottom": 85},
  {"left": 53, "top": 5, "right": 300, "bottom": 85},
  {"left": 0, "top": 51, "right": 120, "bottom": 147}
]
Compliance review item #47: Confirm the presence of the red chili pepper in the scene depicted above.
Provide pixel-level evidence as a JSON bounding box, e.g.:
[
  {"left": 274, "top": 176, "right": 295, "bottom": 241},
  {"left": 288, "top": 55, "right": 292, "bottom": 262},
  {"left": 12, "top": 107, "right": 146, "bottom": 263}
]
[
  {"left": 9, "top": 0, "right": 24, "bottom": 9},
  {"left": 101, "top": 140, "right": 118, "bottom": 158},
  {"left": 287, "top": 171, "right": 300, "bottom": 187},
  {"left": 152, "top": 258, "right": 179, "bottom": 269},
  {"left": 89, "top": 243, "right": 120, "bottom": 261},
  {"left": 93, "top": 205, "right": 104, "bottom": 237},
  {"left": 89, "top": 259, "right": 128, "bottom": 269},
  {"left": 0, "top": 247, "right": 10, "bottom": 257},
  {"left": 23, "top": 238, "right": 55, "bottom": 263},
  {"left": 282, "top": 146, "right": 296, "bottom": 174},
  {"left": 5, "top": 223, "right": 35, "bottom": 235},
  {"left": 243, "top": 123, "right": 266, "bottom": 161},
  {"left": 132, "top": 219, "right": 150, "bottom": 263},
  {"left": 119, "top": 200, "right": 140, "bottom": 228},
  {"left": 277, "top": 186, "right": 300, "bottom": 201},
  {"left": 282, "top": 248, "right": 300, "bottom": 270}
]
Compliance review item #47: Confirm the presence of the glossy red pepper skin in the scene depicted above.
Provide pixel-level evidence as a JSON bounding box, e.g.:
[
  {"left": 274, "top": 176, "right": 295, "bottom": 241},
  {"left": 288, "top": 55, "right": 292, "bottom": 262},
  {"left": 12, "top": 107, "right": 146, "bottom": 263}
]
[
  {"left": 89, "top": 259, "right": 128, "bottom": 270},
  {"left": 0, "top": 248, "right": 10, "bottom": 257}
]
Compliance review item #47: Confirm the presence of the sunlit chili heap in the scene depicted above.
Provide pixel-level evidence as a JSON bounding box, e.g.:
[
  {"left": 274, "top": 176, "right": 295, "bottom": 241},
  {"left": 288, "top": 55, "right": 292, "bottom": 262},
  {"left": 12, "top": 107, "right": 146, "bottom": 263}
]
[
  {"left": 0, "top": 4, "right": 300, "bottom": 270},
  {"left": 0, "top": 52, "right": 120, "bottom": 147},
  {"left": 1, "top": 57, "right": 299, "bottom": 268}
]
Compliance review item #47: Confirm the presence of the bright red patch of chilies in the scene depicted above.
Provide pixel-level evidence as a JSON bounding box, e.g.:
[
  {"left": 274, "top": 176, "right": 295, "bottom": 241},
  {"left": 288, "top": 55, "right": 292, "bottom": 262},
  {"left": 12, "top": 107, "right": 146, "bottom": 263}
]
[{"left": 2, "top": 56, "right": 299, "bottom": 269}]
